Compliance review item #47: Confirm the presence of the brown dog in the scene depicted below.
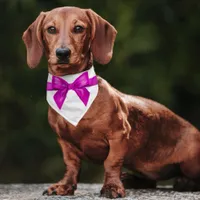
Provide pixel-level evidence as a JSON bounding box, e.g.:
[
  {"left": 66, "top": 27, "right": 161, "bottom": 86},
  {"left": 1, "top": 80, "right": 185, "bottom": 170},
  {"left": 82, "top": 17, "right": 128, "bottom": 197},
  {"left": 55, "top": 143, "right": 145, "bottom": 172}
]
[{"left": 22, "top": 6, "right": 200, "bottom": 198}]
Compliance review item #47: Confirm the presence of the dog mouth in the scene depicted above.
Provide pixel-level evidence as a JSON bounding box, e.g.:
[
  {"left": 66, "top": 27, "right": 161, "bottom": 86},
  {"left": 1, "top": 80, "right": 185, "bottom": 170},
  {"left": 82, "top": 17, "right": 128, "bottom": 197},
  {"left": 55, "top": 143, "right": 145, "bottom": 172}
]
[
  {"left": 57, "top": 59, "right": 69, "bottom": 65},
  {"left": 55, "top": 58, "right": 71, "bottom": 68}
]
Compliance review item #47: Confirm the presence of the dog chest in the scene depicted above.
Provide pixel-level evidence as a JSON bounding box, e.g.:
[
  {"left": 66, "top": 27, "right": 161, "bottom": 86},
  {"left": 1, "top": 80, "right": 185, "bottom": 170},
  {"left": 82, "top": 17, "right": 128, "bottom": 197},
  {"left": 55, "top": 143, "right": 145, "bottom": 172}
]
[
  {"left": 53, "top": 119, "right": 110, "bottom": 162},
  {"left": 80, "top": 139, "right": 109, "bottom": 163}
]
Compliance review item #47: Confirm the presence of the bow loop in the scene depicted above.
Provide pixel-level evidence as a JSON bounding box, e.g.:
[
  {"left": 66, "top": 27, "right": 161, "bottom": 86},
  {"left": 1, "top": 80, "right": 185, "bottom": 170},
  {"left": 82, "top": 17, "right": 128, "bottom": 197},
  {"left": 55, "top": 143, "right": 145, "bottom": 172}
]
[
  {"left": 73, "top": 72, "right": 89, "bottom": 88},
  {"left": 52, "top": 76, "right": 69, "bottom": 90}
]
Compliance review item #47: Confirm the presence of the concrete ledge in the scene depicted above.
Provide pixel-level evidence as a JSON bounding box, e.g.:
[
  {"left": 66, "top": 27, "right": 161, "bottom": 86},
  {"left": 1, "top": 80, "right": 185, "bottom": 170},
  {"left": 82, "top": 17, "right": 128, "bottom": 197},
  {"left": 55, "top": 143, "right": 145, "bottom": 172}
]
[{"left": 1, "top": 184, "right": 200, "bottom": 200}]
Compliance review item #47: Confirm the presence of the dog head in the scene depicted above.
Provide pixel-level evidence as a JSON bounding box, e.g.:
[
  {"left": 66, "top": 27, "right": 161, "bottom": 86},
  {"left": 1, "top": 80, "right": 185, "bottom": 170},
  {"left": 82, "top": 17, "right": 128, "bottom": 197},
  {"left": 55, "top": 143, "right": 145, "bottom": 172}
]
[{"left": 22, "top": 7, "right": 117, "bottom": 75}]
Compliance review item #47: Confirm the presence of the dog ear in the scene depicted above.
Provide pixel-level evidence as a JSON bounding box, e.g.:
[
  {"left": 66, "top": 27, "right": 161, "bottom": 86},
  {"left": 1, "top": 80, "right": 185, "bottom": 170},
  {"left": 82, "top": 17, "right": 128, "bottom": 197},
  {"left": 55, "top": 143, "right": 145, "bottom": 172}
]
[
  {"left": 86, "top": 9, "right": 117, "bottom": 65},
  {"left": 22, "top": 12, "right": 46, "bottom": 68}
]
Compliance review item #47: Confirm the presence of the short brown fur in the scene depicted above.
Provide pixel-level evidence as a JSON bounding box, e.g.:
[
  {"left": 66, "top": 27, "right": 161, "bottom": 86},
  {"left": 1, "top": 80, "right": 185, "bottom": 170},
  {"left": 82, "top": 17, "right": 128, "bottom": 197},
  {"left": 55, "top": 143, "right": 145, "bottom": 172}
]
[{"left": 23, "top": 6, "right": 200, "bottom": 198}]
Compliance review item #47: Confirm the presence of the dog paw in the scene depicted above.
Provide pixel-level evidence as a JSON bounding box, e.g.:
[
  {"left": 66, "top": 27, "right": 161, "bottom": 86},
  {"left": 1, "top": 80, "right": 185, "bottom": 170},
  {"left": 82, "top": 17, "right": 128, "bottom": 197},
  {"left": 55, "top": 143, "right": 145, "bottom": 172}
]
[
  {"left": 43, "top": 183, "right": 77, "bottom": 196},
  {"left": 100, "top": 183, "right": 125, "bottom": 198},
  {"left": 173, "top": 177, "right": 200, "bottom": 192}
]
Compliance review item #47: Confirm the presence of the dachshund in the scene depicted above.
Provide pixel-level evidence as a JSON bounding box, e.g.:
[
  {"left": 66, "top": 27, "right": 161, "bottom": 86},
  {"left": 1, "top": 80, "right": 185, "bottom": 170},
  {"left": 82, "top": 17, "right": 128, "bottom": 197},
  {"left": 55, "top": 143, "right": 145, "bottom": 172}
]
[{"left": 22, "top": 6, "right": 200, "bottom": 198}]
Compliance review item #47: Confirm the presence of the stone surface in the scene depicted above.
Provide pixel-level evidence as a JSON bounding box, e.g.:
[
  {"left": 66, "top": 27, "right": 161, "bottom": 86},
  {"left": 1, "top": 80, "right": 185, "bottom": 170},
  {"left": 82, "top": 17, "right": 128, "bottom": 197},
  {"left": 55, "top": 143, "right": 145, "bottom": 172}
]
[{"left": 0, "top": 184, "right": 200, "bottom": 200}]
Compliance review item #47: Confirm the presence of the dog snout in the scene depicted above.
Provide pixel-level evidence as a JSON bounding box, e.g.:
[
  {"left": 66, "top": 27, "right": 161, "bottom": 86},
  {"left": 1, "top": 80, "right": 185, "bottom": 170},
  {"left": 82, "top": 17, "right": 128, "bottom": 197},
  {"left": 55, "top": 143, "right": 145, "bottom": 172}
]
[{"left": 56, "top": 48, "right": 71, "bottom": 60}]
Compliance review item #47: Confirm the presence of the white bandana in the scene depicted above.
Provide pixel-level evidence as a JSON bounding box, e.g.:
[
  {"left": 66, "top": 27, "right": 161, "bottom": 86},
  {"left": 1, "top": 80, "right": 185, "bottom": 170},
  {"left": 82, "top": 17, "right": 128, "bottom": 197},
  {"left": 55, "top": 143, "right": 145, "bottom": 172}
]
[{"left": 46, "top": 67, "right": 98, "bottom": 126}]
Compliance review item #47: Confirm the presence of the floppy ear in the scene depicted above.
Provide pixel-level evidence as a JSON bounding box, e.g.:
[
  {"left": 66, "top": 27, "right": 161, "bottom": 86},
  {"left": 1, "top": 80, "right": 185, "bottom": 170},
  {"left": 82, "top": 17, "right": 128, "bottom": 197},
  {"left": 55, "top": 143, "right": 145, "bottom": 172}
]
[
  {"left": 22, "top": 12, "right": 46, "bottom": 68},
  {"left": 86, "top": 9, "right": 117, "bottom": 65}
]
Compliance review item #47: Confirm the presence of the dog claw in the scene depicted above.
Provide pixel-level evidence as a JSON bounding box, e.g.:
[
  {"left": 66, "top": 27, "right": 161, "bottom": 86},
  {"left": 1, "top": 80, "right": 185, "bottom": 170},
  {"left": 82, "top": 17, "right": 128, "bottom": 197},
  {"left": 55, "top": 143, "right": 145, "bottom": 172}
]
[
  {"left": 51, "top": 190, "right": 57, "bottom": 195},
  {"left": 117, "top": 193, "right": 122, "bottom": 198},
  {"left": 72, "top": 184, "right": 77, "bottom": 190},
  {"left": 42, "top": 190, "right": 48, "bottom": 195}
]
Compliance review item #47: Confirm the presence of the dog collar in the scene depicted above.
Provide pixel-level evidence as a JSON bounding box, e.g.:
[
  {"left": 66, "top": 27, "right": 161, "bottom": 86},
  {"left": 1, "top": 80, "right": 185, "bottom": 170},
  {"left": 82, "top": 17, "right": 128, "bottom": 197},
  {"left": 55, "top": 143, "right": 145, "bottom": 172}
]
[{"left": 46, "top": 66, "right": 98, "bottom": 126}]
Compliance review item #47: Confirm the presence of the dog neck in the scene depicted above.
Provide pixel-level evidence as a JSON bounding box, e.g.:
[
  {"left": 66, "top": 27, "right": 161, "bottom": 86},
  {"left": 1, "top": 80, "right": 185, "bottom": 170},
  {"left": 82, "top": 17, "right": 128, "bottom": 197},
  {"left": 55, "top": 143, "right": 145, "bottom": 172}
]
[{"left": 48, "top": 65, "right": 96, "bottom": 80}]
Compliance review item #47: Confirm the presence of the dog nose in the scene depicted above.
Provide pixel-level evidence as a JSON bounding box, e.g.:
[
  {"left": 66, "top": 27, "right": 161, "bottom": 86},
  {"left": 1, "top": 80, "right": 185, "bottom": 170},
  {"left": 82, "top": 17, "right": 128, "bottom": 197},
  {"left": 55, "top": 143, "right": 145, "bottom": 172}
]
[{"left": 56, "top": 48, "right": 71, "bottom": 59}]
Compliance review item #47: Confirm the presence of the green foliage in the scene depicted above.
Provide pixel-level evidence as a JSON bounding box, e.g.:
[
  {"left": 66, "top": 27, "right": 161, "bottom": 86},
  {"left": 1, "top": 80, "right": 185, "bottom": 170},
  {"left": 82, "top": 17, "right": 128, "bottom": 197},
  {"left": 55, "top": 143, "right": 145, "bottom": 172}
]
[{"left": 0, "top": 0, "right": 200, "bottom": 183}]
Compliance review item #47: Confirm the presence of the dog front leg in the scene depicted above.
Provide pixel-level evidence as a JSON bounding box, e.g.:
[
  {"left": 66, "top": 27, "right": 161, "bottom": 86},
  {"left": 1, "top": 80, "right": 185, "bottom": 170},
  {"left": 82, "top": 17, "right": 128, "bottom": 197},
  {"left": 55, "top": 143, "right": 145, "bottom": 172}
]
[
  {"left": 100, "top": 138, "right": 127, "bottom": 198},
  {"left": 43, "top": 138, "right": 81, "bottom": 196}
]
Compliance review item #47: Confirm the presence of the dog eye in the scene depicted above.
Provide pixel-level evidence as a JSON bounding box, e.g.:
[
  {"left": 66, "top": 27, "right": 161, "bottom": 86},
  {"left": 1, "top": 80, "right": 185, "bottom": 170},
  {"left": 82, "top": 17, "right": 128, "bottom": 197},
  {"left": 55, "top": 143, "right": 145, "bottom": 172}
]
[
  {"left": 47, "top": 26, "right": 57, "bottom": 34},
  {"left": 74, "top": 25, "right": 84, "bottom": 33}
]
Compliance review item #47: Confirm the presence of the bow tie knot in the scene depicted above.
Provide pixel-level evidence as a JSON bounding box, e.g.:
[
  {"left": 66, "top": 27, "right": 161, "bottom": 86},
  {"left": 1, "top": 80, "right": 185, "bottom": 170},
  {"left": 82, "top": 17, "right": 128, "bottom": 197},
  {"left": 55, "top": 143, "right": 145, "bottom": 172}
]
[{"left": 47, "top": 72, "right": 98, "bottom": 109}]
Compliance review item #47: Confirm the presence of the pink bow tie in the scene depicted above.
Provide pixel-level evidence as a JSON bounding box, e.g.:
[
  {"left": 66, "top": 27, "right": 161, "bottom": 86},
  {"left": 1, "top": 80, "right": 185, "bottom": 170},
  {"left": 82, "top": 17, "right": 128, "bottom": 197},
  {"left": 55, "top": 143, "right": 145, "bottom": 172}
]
[{"left": 47, "top": 72, "right": 98, "bottom": 109}]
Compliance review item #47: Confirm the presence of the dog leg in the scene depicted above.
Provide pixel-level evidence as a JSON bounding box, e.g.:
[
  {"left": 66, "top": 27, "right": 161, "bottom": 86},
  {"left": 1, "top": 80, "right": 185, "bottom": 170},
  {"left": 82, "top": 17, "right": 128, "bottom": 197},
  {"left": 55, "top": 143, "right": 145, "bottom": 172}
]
[
  {"left": 121, "top": 172, "right": 157, "bottom": 189},
  {"left": 100, "top": 138, "right": 127, "bottom": 198},
  {"left": 173, "top": 177, "right": 200, "bottom": 191},
  {"left": 174, "top": 146, "right": 200, "bottom": 191},
  {"left": 43, "top": 139, "right": 81, "bottom": 196}
]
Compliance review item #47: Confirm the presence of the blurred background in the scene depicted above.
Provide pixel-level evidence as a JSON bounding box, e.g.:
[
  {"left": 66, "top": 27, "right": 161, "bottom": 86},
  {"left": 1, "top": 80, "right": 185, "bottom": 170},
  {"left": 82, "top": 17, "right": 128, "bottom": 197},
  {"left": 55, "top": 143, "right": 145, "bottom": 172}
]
[{"left": 0, "top": 0, "right": 200, "bottom": 184}]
